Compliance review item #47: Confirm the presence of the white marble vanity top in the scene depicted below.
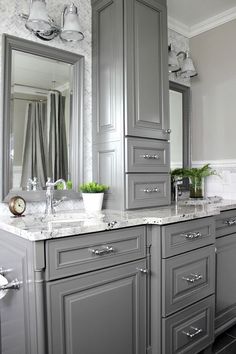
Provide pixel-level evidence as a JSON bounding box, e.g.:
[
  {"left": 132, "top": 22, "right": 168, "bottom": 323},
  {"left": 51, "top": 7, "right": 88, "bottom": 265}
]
[{"left": 0, "top": 199, "right": 236, "bottom": 241}]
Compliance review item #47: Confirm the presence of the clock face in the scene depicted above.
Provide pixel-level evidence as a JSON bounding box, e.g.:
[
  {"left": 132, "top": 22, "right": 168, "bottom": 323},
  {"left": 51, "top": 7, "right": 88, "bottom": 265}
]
[{"left": 9, "top": 196, "right": 26, "bottom": 216}]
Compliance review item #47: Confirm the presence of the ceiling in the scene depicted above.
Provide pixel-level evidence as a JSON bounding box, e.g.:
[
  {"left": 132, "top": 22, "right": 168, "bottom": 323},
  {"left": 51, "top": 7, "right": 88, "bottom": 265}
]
[
  {"left": 12, "top": 51, "right": 71, "bottom": 93},
  {"left": 167, "top": 0, "right": 236, "bottom": 37}
]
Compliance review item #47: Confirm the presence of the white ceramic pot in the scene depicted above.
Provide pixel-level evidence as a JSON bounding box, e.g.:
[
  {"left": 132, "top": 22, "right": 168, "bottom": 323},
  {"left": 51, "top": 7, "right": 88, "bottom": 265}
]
[{"left": 82, "top": 193, "right": 104, "bottom": 212}]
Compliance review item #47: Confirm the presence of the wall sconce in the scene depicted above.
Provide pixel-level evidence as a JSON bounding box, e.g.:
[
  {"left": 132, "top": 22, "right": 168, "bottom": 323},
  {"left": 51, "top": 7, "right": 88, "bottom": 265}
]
[
  {"left": 168, "top": 45, "right": 197, "bottom": 78},
  {"left": 168, "top": 45, "right": 180, "bottom": 73},
  {"left": 20, "top": 0, "right": 84, "bottom": 42}
]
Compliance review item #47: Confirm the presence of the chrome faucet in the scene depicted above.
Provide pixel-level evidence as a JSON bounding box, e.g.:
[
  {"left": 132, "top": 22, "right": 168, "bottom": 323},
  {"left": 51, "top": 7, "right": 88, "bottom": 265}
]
[
  {"left": 27, "top": 177, "right": 39, "bottom": 191},
  {"left": 173, "top": 177, "right": 183, "bottom": 203},
  {"left": 45, "top": 178, "right": 67, "bottom": 215}
]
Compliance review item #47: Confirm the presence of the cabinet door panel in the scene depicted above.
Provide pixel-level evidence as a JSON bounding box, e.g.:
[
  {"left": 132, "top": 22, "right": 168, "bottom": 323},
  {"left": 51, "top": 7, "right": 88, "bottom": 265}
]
[
  {"left": 92, "top": 0, "right": 124, "bottom": 143},
  {"left": 0, "top": 236, "right": 36, "bottom": 354},
  {"left": 215, "top": 233, "right": 236, "bottom": 334},
  {"left": 47, "top": 260, "right": 146, "bottom": 354},
  {"left": 125, "top": 0, "right": 169, "bottom": 140}
]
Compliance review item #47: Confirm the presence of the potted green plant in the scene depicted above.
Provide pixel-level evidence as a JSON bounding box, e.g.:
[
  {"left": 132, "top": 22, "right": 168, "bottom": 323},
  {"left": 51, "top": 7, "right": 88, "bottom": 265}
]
[
  {"left": 79, "top": 182, "right": 109, "bottom": 211},
  {"left": 171, "top": 164, "right": 216, "bottom": 199}
]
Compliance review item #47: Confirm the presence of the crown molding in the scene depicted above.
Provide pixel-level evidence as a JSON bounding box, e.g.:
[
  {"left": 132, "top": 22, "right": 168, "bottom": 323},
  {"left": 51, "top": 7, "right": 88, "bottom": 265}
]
[
  {"left": 189, "top": 6, "right": 236, "bottom": 37},
  {"left": 168, "top": 6, "right": 236, "bottom": 38},
  {"left": 168, "top": 16, "right": 190, "bottom": 38}
]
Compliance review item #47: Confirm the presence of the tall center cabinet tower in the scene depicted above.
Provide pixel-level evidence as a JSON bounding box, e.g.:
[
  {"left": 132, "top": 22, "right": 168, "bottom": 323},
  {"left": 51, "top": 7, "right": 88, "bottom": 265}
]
[{"left": 92, "top": 0, "right": 170, "bottom": 210}]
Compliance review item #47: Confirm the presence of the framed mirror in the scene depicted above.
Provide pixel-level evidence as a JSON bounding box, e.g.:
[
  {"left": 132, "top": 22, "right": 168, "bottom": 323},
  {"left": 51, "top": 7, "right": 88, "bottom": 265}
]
[
  {"left": 169, "top": 81, "right": 191, "bottom": 170},
  {"left": 1, "top": 34, "right": 84, "bottom": 201}
]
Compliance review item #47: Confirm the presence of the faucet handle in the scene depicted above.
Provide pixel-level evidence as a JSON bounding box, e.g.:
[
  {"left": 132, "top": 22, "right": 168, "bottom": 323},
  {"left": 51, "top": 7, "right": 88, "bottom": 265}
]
[{"left": 53, "top": 196, "right": 67, "bottom": 208}]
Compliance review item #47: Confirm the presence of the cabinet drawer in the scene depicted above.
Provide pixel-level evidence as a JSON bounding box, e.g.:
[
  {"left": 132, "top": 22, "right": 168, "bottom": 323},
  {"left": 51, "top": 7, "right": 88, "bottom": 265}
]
[
  {"left": 162, "top": 217, "right": 215, "bottom": 257},
  {"left": 126, "top": 174, "right": 170, "bottom": 209},
  {"left": 45, "top": 226, "right": 146, "bottom": 280},
  {"left": 162, "top": 296, "right": 214, "bottom": 354},
  {"left": 216, "top": 209, "right": 236, "bottom": 238},
  {"left": 125, "top": 137, "right": 170, "bottom": 173},
  {"left": 162, "top": 246, "right": 215, "bottom": 316}
]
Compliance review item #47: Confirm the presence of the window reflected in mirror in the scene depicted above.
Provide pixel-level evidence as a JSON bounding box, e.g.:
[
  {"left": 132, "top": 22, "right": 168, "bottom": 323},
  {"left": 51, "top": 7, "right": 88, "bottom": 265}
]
[
  {"left": 11, "top": 50, "right": 73, "bottom": 191},
  {"left": 169, "top": 89, "right": 183, "bottom": 169},
  {"left": 169, "top": 82, "right": 190, "bottom": 174}
]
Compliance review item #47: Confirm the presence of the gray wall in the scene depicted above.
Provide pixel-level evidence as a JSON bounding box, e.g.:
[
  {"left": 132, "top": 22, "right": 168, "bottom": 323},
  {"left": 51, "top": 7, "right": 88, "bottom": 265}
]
[{"left": 190, "top": 19, "right": 236, "bottom": 161}]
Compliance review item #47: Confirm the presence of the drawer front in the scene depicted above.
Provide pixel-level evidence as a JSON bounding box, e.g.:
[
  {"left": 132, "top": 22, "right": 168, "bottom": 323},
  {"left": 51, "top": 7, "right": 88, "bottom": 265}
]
[
  {"left": 126, "top": 174, "right": 170, "bottom": 209},
  {"left": 45, "top": 226, "right": 146, "bottom": 280},
  {"left": 125, "top": 137, "right": 170, "bottom": 173},
  {"left": 216, "top": 209, "right": 236, "bottom": 238},
  {"left": 162, "top": 246, "right": 215, "bottom": 316},
  {"left": 162, "top": 217, "right": 215, "bottom": 258},
  {"left": 162, "top": 296, "right": 214, "bottom": 354}
]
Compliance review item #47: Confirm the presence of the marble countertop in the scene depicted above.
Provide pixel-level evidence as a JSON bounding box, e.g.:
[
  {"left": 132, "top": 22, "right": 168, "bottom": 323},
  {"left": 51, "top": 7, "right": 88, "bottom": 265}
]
[{"left": 1, "top": 199, "right": 236, "bottom": 241}]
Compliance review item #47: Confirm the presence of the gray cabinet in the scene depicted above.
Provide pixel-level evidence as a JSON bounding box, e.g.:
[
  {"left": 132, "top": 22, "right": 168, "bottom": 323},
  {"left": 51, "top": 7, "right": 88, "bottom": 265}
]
[
  {"left": 47, "top": 260, "right": 147, "bottom": 354},
  {"left": 150, "top": 217, "right": 216, "bottom": 354},
  {"left": 92, "top": 0, "right": 170, "bottom": 210},
  {"left": 124, "top": 0, "right": 169, "bottom": 140},
  {"left": 0, "top": 226, "right": 148, "bottom": 354},
  {"left": 215, "top": 230, "right": 236, "bottom": 336},
  {"left": 0, "top": 232, "right": 46, "bottom": 354}
]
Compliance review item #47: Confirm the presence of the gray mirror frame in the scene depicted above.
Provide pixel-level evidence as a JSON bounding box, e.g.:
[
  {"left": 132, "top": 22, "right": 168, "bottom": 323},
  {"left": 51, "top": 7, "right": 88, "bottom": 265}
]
[{"left": 1, "top": 34, "right": 84, "bottom": 202}]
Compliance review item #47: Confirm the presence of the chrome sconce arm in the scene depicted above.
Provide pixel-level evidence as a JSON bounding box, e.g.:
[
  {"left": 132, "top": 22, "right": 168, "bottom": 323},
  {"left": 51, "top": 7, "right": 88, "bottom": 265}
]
[
  {"left": 20, "top": 1, "right": 84, "bottom": 42},
  {"left": 168, "top": 44, "right": 198, "bottom": 78}
]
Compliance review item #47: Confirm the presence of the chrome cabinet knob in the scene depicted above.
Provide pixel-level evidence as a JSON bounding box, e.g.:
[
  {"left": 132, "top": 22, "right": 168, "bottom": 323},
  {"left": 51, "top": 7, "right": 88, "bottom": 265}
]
[
  {"left": 136, "top": 268, "right": 149, "bottom": 275},
  {"left": 164, "top": 129, "right": 171, "bottom": 134}
]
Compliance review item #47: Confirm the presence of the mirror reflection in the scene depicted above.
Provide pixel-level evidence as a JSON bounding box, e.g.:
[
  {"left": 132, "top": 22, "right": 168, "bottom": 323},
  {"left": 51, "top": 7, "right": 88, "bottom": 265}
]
[
  {"left": 169, "top": 82, "right": 190, "bottom": 171},
  {"left": 169, "top": 89, "right": 183, "bottom": 169},
  {"left": 11, "top": 50, "right": 73, "bottom": 191}
]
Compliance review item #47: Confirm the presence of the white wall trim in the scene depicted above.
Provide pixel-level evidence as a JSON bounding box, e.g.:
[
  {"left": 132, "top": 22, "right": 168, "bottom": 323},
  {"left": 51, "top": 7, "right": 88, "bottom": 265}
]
[
  {"left": 168, "top": 16, "right": 190, "bottom": 38},
  {"left": 168, "top": 6, "right": 236, "bottom": 38},
  {"left": 192, "top": 160, "right": 236, "bottom": 168},
  {"left": 189, "top": 6, "right": 236, "bottom": 38}
]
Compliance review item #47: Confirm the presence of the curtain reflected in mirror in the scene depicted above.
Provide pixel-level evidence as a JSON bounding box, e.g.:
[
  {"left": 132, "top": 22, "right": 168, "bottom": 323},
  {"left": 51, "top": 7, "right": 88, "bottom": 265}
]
[{"left": 11, "top": 50, "right": 72, "bottom": 191}]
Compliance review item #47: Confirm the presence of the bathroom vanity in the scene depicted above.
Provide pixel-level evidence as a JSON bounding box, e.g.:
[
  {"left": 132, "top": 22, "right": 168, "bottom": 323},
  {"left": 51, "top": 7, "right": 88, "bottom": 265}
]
[{"left": 1, "top": 201, "right": 236, "bottom": 354}]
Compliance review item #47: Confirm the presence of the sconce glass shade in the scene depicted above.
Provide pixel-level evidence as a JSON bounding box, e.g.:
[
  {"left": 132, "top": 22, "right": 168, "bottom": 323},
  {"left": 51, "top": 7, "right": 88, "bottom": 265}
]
[
  {"left": 168, "top": 45, "right": 180, "bottom": 73},
  {"left": 181, "top": 51, "right": 198, "bottom": 78},
  {"left": 25, "top": 0, "right": 51, "bottom": 32},
  {"left": 60, "top": 3, "right": 84, "bottom": 42}
]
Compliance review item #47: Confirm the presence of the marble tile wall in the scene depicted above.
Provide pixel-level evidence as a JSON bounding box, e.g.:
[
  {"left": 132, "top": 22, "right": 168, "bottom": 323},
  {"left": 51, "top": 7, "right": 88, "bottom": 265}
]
[
  {"left": 0, "top": 0, "right": 92, "bottom": 213},
  {"left": 168, "top": 29, "right": 191, "bottom": 87}
]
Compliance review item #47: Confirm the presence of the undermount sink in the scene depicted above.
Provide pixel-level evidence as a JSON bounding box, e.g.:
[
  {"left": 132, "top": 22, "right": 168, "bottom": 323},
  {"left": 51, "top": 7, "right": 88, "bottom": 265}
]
[
  {"left": 41, "top": 212, "right": 105, "bottom": 224},
  {"left": 178, "top": 196, "right": 222, "bottom": 206}
]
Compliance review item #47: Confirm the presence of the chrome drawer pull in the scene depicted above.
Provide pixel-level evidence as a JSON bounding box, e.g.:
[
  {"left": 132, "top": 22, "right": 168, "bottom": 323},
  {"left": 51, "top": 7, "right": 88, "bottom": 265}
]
[
  {"left": 90, "top": 246, "right": 115, "bottom": 256},
  {"left": 182, "top": 273, "right": 203, "bottom": 283},
  {"left": 225, "top": 219, "right": 236, "bottom": 226},
  {"left": 143, "top": 188, "right": 160, "bottom": 193},
  {"left": 0, "top": 278, "right": 21, "bottom": 291},
  {"left": 183, "top": 232, "right": 202, "bottom": 240},
  {"left": 182, "top": 326, "right": 203, "bottom": 339},
  {"left": 136, "top": 268, "right": 149, "bottom": 275},
  {"left": 141, "top": 154, "right": 160, "bottom": 160}
]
